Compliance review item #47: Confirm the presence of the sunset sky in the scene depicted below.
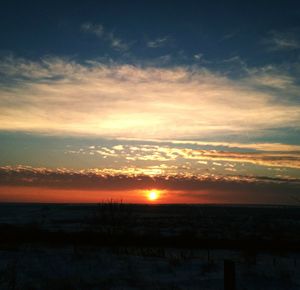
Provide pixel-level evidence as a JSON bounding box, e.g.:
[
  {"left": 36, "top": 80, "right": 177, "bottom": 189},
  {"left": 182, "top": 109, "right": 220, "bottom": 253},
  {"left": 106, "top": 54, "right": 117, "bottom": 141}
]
[{"left": 0, "top": 0, "right": 300, "bottom": 204}]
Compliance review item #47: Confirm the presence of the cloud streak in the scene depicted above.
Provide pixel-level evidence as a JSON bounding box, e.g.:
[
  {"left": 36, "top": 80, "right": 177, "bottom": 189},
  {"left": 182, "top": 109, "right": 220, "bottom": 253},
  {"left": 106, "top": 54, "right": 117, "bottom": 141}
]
[
  {"left": 67, "top": 143, "right": 300, "bottom": 169},
  {"left": 264, "top": 30, "right": 300, "bottom": 51},
  {"left": 81, "top": 22, "right": 104, "bottom": 37},
  {"left": 81, "top": 22, "right": 128, "bottom": 51},
  {"left": 147, "top": 36, "right": 170, "bottom": 48}
]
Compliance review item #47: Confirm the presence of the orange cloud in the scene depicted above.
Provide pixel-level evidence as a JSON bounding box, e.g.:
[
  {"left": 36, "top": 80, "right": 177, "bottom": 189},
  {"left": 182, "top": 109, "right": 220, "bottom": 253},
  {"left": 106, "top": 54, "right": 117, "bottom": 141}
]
[{"left": 0, "top": 166, "right": 299, "bottom": 204}]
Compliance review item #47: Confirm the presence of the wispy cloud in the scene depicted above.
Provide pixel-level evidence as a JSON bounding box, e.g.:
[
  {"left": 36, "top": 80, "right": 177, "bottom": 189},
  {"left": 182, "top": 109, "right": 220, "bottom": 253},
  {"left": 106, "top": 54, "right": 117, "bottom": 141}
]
[
  {"left": 147, "top": 36, "right": 170, "bottom": 48},
  {"left": 193, "top": 53, "right": 203, "bottom": 60},
  {"left": 67, "top": 143, "right": 300, "bottom": 170},
  {"left": 106, "top": 32, "right": 129, "bottom": 51},
  {"left": 81, "top": 22, "right": 104, "bottom": 37},
  {"left": 164, "top": 140, "right": 300, "bottom": 152},
  {"left": 221, "top": 30, "right": 238, "bottom": 41},
  {"left": 0, "top": 56, "right": 299, "bottom": 140},
  {"left": 264, "top": 30, "right": 300, "bottom": 51},
  {"left": 80, "top": 22, "right": 128, "bottom": 51}
]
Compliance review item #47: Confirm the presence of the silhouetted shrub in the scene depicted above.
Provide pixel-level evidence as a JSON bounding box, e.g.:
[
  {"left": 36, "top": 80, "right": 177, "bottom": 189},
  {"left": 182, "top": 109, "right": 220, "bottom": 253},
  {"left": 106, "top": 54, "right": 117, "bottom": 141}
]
[{"left": 90, "top": 199, "right": 136, "bottom": 234}]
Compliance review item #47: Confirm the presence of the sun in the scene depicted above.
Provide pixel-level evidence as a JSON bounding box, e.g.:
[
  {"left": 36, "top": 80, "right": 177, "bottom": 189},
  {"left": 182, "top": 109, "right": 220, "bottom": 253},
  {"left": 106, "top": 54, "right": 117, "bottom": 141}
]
[{"left": 148, "top": 190, "right": 159, "bottom": 201}]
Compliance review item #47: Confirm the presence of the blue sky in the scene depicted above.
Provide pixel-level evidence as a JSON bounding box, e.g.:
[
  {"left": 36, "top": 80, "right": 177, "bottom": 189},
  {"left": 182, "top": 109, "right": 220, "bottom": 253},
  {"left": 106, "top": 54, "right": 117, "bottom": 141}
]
[
  {"left": 1, "top": 1, "right": 300, "bottom": 66},
  {"left": 0, "top": 0, "right": 300, "bottom": 203}
]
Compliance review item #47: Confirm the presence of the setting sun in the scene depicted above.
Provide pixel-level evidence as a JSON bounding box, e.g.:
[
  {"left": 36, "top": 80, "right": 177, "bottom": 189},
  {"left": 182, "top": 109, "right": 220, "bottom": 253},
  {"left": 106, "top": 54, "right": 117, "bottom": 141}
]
[{"left": 148, "top": 190, "right": 159, "bottom": 201}]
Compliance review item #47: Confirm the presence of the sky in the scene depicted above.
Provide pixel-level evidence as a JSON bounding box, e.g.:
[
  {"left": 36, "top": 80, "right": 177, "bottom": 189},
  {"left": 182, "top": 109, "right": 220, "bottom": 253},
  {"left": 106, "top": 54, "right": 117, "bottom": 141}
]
[{"left": 0, "top": 0, "right": 300, "bottom": 204}]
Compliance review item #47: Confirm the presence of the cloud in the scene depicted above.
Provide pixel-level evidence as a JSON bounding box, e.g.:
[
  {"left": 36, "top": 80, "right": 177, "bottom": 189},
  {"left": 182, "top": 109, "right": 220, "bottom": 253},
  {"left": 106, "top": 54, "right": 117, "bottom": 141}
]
[
  {"left": 244, "top": 65, "right": 296, "bottom": 90},
  {"left": 0, "top": 166, "right": 299, "bottom": 204},
  {"left": 61, "top": 139, "right": 300, "bottom": 182},
  {"left": 221, "top": 31, "right": 238, "bottom": 41},
  {"left": 106, "top": 32, "right": 129, "bottom": 51},
  {"left": 80, "top": 22, "right": 128, "bottom": 51},
  {"left": 81, "top": 22, "right": 104, "bottom": 37},
  {"left": 165, "top": 140, "right": 300, "bottom": 152},
  {"left": 1, "top": 165, "right": 299, "bottom": 190},
  {"left": 67, "top": 143, "right": 300, "bottom": 169},
  {"left": 0, "top": 56, "right": 299, "bottom": 140},
  {"left": 117, "top": 138, "right": 300, "bottom": 152},
  {"left": 264, "top": 30, "right": 300, "bottom": 51},
  {"left": 147, "top": 36, "right": 170, "bottom": 48},
  {"left": 194, "top": 53, "right": 203, "bottom": 60}
]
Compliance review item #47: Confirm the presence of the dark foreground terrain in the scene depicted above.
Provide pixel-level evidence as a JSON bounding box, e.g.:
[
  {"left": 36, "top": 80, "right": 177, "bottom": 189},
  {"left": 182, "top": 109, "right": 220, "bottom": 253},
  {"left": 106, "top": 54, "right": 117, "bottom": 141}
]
[{"left": 0, "top": 203, "right": 300, "bottom": 289}]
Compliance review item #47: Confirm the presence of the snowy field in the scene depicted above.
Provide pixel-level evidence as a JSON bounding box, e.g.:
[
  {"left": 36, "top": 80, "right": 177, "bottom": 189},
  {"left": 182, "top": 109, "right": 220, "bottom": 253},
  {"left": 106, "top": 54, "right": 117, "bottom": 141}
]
[
  {"left": 0, "top": 203, "right": 300, "bottom": 289},
  {"left": 1, "top": 203, "right": 300, "bottom": 240},
  {"left": 0, "top": 246, "right": 300, "bottom": 289}
]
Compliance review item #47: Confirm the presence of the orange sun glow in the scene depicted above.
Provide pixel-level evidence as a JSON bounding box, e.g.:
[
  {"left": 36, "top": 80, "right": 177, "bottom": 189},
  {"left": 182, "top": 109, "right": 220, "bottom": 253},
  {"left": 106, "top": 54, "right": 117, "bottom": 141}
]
[{"left": 147, "top": 190, "right": 159, "bottom": 201}]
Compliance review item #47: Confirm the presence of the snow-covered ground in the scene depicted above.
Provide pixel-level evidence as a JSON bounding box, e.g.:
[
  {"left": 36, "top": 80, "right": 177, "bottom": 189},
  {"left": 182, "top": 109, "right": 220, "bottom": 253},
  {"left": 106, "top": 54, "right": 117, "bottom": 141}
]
[
  {"left": 0, "top": 204, "right": 300, "bottom": 289},
  {"left": 0, "top": 203, "right": 300, "bottom": 241},
  {"left": 0, "top": 246, "right": 299, "bottom": 289}
]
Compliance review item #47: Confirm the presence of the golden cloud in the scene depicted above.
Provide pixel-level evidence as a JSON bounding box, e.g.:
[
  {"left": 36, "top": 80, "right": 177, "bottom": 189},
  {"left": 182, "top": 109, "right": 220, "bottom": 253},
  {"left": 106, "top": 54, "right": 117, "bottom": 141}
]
[{"left": 0, "top": 57, "right": 299, "bottom": 139}]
